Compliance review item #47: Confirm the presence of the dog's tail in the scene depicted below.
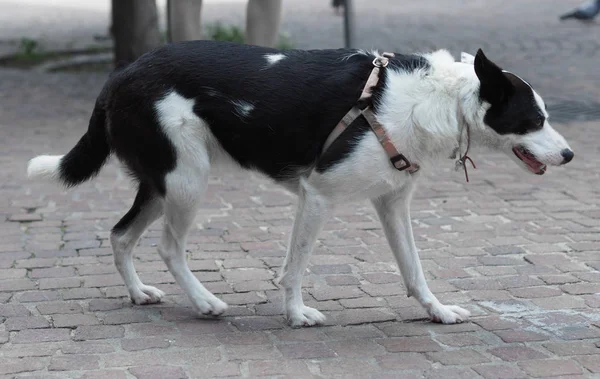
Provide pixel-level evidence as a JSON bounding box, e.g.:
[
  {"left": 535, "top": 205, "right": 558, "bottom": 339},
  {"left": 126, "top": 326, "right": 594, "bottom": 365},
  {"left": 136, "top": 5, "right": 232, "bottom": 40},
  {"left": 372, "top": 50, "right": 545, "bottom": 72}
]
[{"left": 27, "top": 103, "right": 111, "bottom": 188}]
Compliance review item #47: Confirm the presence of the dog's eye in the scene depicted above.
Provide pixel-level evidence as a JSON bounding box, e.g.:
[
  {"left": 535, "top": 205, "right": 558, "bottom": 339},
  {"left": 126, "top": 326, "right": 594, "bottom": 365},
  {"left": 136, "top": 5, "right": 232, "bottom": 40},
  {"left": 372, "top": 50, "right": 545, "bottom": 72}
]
[{"left": 535, "top": 116, "right": 545, "bottom": 127}]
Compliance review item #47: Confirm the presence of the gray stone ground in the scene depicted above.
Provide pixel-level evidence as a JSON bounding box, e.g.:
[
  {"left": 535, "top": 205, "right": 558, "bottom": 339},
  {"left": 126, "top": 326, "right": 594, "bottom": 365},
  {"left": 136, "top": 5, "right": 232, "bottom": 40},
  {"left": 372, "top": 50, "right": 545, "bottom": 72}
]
[{"left": 1, "top": 0, "right": 600, "bottom": 378}]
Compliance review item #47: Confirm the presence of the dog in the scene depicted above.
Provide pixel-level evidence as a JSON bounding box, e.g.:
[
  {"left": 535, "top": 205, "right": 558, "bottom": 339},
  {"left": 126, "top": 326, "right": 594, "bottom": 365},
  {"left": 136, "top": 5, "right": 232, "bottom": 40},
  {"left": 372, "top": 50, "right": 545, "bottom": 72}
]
[{"left": 27, "top": 40, "right": 573, "bottom": 327}]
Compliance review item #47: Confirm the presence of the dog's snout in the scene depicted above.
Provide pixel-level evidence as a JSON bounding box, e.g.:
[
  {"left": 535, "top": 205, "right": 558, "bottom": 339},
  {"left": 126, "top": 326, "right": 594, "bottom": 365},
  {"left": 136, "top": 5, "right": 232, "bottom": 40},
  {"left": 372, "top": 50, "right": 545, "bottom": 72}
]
[{"left": 560, "top": 149, "right": 574, "bottom": 164}]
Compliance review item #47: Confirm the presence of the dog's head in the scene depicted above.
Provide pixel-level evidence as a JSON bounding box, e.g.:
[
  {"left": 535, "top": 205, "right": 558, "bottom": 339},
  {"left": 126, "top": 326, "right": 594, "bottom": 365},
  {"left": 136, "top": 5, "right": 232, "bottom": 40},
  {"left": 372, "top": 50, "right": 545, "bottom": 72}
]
[{"left": 461, "top": 49, "right": 573, "bottom": 175}]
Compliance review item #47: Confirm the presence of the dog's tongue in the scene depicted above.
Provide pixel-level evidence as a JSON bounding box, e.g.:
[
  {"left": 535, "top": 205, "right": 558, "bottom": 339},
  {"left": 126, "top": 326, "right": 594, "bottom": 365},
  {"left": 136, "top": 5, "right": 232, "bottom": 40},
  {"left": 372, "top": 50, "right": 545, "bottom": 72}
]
[{"left": 513, "top": 147, "right": 546, "bottom": 175}]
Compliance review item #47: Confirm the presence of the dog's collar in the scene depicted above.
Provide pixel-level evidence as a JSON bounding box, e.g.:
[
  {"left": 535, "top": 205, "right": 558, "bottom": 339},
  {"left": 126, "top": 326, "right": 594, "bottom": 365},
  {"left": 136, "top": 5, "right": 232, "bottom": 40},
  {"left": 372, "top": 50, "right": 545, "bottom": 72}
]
[{"left": 321, "top": 53, "right": 420, "bottom": 174}]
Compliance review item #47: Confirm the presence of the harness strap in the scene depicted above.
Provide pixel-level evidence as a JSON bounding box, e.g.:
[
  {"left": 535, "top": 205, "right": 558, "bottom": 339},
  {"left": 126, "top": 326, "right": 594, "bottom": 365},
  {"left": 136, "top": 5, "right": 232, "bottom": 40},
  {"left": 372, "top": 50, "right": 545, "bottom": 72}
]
[
  {"left": 362, "top": 108, "right": 419, "bottom": 173},
  {"left": 321, "top": 52, "right": 420, "bottom": 174},
  {"left": 322, "top": 106, "right": 362, "bottom": 153}
]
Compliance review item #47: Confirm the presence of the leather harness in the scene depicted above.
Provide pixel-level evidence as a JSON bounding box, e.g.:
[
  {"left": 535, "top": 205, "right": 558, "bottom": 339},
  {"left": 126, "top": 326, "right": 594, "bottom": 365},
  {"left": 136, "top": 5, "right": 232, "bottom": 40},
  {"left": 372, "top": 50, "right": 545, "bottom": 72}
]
[
  {"left": 320, "top": 52, "right": 477, "bottom": 182},
  {"left": 321, "top": 52, "right": 420, "bottom": 174}
]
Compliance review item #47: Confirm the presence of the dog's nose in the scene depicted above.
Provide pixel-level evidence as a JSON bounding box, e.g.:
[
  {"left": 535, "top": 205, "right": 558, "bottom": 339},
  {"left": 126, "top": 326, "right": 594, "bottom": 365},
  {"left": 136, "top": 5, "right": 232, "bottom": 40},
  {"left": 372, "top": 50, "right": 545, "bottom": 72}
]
[{"left": 561, "top": 149, "right": 574, "bottom": 164}]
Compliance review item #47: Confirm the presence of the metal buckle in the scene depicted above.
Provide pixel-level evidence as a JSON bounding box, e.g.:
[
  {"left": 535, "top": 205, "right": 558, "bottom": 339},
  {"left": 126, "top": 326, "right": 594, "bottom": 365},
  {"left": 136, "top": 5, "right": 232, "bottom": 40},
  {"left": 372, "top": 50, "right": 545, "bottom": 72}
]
[
  {"left": 372, "top": 52, "right": 395, "bottom": 68},
  {"left": 390, "top": 154, "right": 411, "bottom": 171},
  {"left": 372, "top": 56, "right": 389, "bottom": 68}
]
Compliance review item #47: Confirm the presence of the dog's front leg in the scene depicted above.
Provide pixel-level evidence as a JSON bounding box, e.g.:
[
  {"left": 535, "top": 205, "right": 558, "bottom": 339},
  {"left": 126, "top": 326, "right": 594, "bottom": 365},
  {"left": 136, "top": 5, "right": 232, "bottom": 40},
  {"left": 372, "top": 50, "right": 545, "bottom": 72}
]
[
  {"left": 372, "top": 186, "right": 470, "bottom": 324},
  {"left": 278, "top": 180, "right": 330, "bottom": 327}
]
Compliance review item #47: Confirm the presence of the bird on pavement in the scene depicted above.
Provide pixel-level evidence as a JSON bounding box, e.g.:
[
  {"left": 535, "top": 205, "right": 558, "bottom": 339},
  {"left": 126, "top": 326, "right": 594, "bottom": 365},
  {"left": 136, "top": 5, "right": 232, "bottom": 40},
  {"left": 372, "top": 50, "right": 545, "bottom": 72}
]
[{"left": 559, "top": 0, "right": 600, "bottom": 21}]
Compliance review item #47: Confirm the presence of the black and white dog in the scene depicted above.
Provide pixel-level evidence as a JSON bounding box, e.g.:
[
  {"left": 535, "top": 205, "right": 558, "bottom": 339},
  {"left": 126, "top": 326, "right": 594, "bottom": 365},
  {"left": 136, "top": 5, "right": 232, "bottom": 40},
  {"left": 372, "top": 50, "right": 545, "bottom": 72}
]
[{"left": 27, "top": 41, "right": 573, "bottom": 327}]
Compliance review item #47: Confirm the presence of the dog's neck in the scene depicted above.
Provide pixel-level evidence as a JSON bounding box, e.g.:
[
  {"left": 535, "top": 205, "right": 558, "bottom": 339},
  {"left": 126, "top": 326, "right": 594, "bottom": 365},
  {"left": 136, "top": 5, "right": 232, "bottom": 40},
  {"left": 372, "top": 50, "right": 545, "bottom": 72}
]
[{"left": 374, "top": 53, "right": 484, "bottom": 170}]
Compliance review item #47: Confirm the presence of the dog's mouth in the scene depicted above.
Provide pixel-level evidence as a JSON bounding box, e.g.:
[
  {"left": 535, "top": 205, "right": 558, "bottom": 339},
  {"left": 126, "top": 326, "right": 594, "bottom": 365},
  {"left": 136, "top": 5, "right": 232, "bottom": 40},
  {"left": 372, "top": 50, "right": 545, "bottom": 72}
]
[{"left": 512, "top": 146, "right": 546, "bottom": 175}]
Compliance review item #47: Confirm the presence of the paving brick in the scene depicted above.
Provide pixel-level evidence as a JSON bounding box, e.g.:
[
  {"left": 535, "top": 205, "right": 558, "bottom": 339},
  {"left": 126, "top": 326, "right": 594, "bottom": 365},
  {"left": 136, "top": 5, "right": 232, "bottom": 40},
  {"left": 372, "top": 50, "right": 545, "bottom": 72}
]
[
  {"left": 332, "top": 308, "right": 397, "bottom": 325},
  {"left": 80, "top": 370, "right": 128, "bottom": 379},
  {"left": 0, "top": 357, "right": 47, "bottom": 375},
  {"left": 73, "top": 325, "right": 124, "bottom": 340},
  {"left": 247, "top": 359, "right": 310, "bottom": 377},
  {"left": 121, "top": 336, "right": 171, "bottom": 351},
  {"left": 376, "top": 352, "right": 431, "bottom": 370},
  {"left": 83, "top": 274, "right": 123, "bottom": 288},
  {"left": 0, "top": 268, "right": 27, "bottom": 279},
  {"left": 39, "top": 277, "right": 81, "bottom": 290},
  {"left": 319, "top": 358, "right": 378, "bottom": 376},
  {"left": 0, "top": 278, "right": 36, "bottom": 292},
  {"left": 129, "top": 366, "right": 188, "bottom": 379},
  {"left": 61, "top": 341, "right": 115, "bottom": 354},
  {"left": 1, "top": 342, "right": 62, "bottom": 357},
  {"left": 88, "top": 299, "right": 128, "bottom": 311},
  {"left": 12, "top": 328, "right": 72, "bottom": 343},
  {"left": 560, "top": 282, "right": 600, "bottom": 295},
  {"left": 435, "top": 332, "right": 482, "bottom": 347},
  {"left": 575, "top": 355, "right": 600, "bottom": 373},
  {"left": 31, "top": 267, "right": 75, "bottom": 278},
  {"left": 53, "top": 314, "right": 99, "bottom": 328},
  {"left": 49, "top": 354, "right": 99, "bottom": 371},
  {"left": 0, "top": 304, "right": 31, "bottom": 317},
  {"left": 222, "top": 268, "right": 273, "bottom": 282},
  {"left": 224, "top": 344, "right": 281, "bottom": 360},
  {"left": 327, "top": 338, "right": 386, "bottom": 357},
  {"left": 37, "top": 302, "right": 83, "bottom": 314},
  {"left": 473, "top": 316, "right": 528, "bottom": 331},
  {"left": 325, "top": 274, "right": 361, "bottom": 286},
  {"left": 427, "top": 349, "right": 489, "bottom": 365},
  {"left": 425, "top": 367, "right": 481, "bottom": 379},
  {"left": 61, "top": 287, "right": 103, "bottom": 300},
  {"left": 494, "top": 329, "right": 550, "bottom": 343},
  {"left": 176, "top": 320, "right": 237, "bottom": 335},
  {"left": 473, "top": 364, "right": 528, "bottom": 379},
  {"left": 518, "top": 359, "right": 583, "bottom": 377},
  {"left": 5, "top": 316, "right": 51, "bottom": 330},
  {"left": 484, "top": 245, "right": 527, "bottom": 255},
  {"left": 101, "top": 310, "right": 151, "bottom": 324},
  {"left": 188, "top": 362, "right": 241, "bottom": 378},
  {"left": 379, "top": 336, "right": 442, "bottom": 352},
  {"left": 17, "top": 290, "right": 60, "bottom": 303},
  {"left": 231, "top": 316, "right": 286, "bottom": 331},
  {"left": 232, "top": 280, "right": 277, "bottom": 292},
  {"left": 339, "top": 296, "right": 386, "bottom": 308},
  {"left": 543, "top": 341, "right": 600, "bottom": 356},
  {"left": 489, "top": 346, "right": 549, "bottom": 361},
  {"left": 531, "top": 295, "right": 586, "bottom": 310},
  {"left": 309, "top": 286, "right": 364, "bottom": 301},
  {"left": 277, "top": 342, "right": 336, "bottom": 359}
]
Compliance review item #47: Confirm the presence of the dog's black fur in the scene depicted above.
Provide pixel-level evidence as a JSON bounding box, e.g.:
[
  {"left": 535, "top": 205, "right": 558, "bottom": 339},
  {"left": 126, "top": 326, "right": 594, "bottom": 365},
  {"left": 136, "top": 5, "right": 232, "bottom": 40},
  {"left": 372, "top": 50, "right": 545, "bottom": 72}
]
[{"left": 61, "top": 41, "right": 430, "bottom": 196}]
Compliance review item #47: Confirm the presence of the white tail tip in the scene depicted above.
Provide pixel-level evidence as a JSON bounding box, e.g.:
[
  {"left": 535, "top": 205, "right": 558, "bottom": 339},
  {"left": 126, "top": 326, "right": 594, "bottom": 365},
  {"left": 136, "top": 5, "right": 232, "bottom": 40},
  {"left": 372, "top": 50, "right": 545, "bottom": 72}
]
[{"left": 27, "top": 155, "right": 63, "bottom": 180}]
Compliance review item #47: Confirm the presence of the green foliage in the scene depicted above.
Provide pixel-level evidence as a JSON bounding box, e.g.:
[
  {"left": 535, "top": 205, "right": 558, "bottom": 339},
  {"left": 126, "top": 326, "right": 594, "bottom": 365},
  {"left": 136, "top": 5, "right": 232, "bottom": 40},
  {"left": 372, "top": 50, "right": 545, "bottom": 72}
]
[
  {"left": 206, "top": 23, "right": 245, "bottom": 44},
  {"left": 19, "top": 38, "right": 39, "bottom": 55},
  {"left": 206, "top": 22, "right": 294, "bottom": 49}
]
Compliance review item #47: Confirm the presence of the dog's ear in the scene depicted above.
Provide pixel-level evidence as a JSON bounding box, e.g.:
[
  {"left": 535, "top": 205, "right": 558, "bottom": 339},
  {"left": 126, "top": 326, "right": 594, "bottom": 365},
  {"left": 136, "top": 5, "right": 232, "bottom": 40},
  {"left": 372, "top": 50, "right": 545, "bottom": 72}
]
[
  {"left": 474, "top": 49, "right": 514, "bottom": 105},
  {"left": 460, "top": 52, "right": 475, "bottom": 65}
]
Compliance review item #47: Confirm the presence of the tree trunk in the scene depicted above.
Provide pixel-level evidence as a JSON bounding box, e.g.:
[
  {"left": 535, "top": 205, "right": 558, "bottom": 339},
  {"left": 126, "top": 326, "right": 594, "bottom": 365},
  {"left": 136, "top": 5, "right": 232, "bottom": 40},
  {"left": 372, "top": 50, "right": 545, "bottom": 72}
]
[
  {"left": 111, "top": 0, "right": 161, "bottom": 67},
  {"left": 245, "top": 0, "right": 282, "bottom": 47},
  {"left": 167, "top": 0, "right": 203, "bottom": 43}
]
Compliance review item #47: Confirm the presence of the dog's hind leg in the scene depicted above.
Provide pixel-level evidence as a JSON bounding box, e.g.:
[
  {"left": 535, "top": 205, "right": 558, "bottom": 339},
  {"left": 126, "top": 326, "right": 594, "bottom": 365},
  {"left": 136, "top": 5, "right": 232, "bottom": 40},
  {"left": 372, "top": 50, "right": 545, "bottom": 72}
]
[
  {"left": 278, "top": 179, "right": 330, "bottom": 327},
  {"left": 111, "top": 182, "right": 166, "bottom": 304},
  {"left": 157, "top": 156, "right": 228, "bottom": 316},
  {"left": 372, "top": 185, "right": 471, "bottom": 324}
]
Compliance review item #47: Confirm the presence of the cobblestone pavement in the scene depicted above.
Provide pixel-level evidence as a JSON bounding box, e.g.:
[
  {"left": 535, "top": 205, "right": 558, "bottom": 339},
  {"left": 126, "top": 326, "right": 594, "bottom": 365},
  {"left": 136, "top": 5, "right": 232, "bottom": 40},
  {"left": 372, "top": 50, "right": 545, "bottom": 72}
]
[{"left": 1, "top": 0, "right": 600, "bottom": 378}]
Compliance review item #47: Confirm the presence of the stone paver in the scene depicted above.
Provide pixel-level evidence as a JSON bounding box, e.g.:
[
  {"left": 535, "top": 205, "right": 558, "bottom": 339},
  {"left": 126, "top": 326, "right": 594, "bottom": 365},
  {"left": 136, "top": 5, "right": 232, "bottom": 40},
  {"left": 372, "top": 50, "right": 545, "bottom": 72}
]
[{"left": 1, "top": 0, "right": 599, "bottom": 378}]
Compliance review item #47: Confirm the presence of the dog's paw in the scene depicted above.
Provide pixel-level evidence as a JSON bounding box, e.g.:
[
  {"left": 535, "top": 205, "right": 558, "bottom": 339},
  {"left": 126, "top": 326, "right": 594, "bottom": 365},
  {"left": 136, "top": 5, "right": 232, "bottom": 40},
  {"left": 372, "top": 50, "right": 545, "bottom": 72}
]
[
  {"left": 131, "top": 285, "right": 165, "bottom": 305},
  {"left": 429, "top": 304, "right": 470, "bottom": 324},
  {"left": 286, "top": 305, "right": 326, "bottom": 328},
  {"left": 191, "top": 295, "right": 228, "bottom": 316}
]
